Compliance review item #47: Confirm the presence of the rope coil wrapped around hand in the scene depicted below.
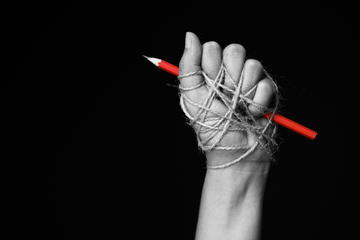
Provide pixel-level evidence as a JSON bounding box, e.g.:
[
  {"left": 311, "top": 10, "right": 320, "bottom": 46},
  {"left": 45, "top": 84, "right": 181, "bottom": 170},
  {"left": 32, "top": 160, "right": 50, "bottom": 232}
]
[{"left": 178, "top": 62, "right": 280, "bottom": 169}]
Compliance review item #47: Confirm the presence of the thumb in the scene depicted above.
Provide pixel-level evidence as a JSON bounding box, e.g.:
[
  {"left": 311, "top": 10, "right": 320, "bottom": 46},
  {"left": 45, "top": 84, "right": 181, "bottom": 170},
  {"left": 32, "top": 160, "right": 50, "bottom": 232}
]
[{"left": 179, "top": 32, "right": 207, "bottom": 100}]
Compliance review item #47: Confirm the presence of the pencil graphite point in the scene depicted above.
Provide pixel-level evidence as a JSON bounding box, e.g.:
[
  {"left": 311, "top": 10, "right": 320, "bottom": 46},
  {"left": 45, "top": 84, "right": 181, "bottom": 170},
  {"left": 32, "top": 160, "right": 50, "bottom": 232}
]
[{"left": 143, "top": 55, "right": 161, "bottom": 66}]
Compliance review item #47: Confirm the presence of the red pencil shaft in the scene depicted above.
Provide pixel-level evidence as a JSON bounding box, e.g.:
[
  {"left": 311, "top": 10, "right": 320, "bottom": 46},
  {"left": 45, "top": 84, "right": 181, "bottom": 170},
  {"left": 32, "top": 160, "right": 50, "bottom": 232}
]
[
  {"left": 157, "top": 59, "right": 317, "bottom": 140},
  {"left": 158, "top": 60, "right": 179, "bottom": 76},
  {"left": 264, "top": 114, "right": 317, "bottom": 140}
]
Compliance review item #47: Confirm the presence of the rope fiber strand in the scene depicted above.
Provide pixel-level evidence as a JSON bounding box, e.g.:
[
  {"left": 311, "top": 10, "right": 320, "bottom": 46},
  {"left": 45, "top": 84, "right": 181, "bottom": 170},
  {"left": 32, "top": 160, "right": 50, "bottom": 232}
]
[{"left": 178, "top": 62, "right": 280, "bottom": 169}]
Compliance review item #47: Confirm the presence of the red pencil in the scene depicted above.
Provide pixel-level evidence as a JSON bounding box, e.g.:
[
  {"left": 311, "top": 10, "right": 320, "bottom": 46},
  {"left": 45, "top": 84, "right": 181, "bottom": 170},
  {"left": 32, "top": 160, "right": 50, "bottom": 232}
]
[{"left": 144, "top": 56, "right": 318, "bottom": 140}]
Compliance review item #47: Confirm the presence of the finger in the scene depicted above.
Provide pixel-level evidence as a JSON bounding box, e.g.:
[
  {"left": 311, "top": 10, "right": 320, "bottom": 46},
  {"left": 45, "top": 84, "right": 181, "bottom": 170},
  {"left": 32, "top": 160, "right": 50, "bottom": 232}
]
[
  {"left": 241, "top": 59, "right": 263, "bottom": 97},
  {"left": 201, "top": 41, "right": 222, "bottom": 79},
  {"left": 200, "top": 41, "right": 229, "bottom": 117},
  {"left": 179, "top": 32, "right": 207, "bottom": 100},
  {"left": 248, "top": 78, "right": 275, "bottom": 116},
  {"left": 222, "top": 44, "right": 246, "bottom": 93}
]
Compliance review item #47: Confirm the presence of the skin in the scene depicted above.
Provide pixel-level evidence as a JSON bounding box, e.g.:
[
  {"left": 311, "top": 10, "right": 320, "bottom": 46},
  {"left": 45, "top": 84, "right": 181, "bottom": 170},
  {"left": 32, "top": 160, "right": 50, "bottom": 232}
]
[{"left": 179, "top": 32, "right": 276, "bottom": 240}]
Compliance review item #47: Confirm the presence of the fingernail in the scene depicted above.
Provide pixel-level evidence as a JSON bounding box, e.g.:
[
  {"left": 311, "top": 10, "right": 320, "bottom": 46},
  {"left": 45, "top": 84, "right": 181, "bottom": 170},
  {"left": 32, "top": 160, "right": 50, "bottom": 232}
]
[{"left": 185, "top": 32, "right": 192, "bottom": 49}]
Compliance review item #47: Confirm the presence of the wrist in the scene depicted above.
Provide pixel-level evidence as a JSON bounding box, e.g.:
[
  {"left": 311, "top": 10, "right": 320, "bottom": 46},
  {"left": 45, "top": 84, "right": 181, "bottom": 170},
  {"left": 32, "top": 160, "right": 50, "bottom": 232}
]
[
  {"left": 196, "top": 149, "right": 271, "bottom": 240},
  {"left": 204, "top": 148, "right": 271, "bottom": 203},
  {"left": 204, "top": 163, "right": 270, "bottom": 197},
  {"left": 205, "top": 146, "right": 272, "bottom": 173}
]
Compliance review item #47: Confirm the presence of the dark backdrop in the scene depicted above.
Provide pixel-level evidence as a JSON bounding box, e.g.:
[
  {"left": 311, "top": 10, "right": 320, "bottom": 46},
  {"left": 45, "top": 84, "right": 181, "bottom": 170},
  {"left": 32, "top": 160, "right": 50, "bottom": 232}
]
[{"left": 3, "top": 2, "right": 356, "bottom": 240}]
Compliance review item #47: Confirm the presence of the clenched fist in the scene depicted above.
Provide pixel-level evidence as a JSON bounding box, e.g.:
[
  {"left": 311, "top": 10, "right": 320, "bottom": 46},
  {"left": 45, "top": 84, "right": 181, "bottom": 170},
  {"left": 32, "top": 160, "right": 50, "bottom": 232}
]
[{"left": 178, "top": 32, "right": 278, "bottom": 168}]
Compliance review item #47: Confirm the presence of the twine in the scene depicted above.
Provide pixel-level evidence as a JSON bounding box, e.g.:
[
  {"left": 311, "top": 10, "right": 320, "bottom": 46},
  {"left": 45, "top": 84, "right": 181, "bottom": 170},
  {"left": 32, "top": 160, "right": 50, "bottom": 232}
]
[{"left": 178, "top": 62, "right": 279, "bottom": 169}]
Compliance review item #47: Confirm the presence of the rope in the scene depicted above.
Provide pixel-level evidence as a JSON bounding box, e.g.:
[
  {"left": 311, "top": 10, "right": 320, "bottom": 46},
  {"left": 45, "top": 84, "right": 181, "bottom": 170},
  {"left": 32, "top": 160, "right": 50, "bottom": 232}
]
[{"left": 178, "top": 62, "right": 279, "bottom": 169}]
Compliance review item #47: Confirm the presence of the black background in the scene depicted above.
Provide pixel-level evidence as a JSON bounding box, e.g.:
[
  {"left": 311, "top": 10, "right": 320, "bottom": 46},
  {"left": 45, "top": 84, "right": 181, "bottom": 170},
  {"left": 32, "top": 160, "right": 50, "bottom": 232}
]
[{"left": 3, "top": 2, "right": 357, "bottom": 239}]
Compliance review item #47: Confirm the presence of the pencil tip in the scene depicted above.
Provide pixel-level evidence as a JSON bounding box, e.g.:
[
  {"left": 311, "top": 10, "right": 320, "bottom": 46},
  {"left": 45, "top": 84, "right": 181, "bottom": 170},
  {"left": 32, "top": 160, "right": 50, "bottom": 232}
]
[{"left": 142, "top": 55, "right": 161, "bottom": 66}]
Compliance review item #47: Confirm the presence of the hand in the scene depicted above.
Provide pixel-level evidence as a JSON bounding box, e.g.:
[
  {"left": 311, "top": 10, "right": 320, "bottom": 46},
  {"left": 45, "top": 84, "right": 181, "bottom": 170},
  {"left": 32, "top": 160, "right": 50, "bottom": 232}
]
[{"left": 178, "top": 32, "right": 277, "bottom": 167}]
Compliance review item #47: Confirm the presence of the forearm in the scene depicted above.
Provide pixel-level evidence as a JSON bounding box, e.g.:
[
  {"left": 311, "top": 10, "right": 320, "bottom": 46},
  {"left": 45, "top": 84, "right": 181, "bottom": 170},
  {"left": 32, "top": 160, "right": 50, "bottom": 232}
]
[{"left": 195, "top": 156, "right": 270, "bottom": 240}]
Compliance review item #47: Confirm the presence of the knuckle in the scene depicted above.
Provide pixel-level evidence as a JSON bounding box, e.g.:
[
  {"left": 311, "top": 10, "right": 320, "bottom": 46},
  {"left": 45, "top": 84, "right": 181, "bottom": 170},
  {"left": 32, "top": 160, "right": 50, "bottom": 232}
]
[
  {"left": 258, "top": 78, "right": 274, "bottom": 92},
  {"left": 203, "top": 41, "right": 220, "bottom": 49},
  {"left": 224, "top": 43, "right": 246, "bottom": 56},
  {"left": 245, "top": 59, "right": 262, "bottom": 69}
]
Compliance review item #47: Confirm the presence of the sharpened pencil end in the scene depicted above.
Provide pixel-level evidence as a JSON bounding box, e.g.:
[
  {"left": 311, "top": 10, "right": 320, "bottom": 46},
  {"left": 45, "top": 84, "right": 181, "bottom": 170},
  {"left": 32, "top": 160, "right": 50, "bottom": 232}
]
[{"left": 143, "top": 55, "right": 161, "bottom": 66}]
